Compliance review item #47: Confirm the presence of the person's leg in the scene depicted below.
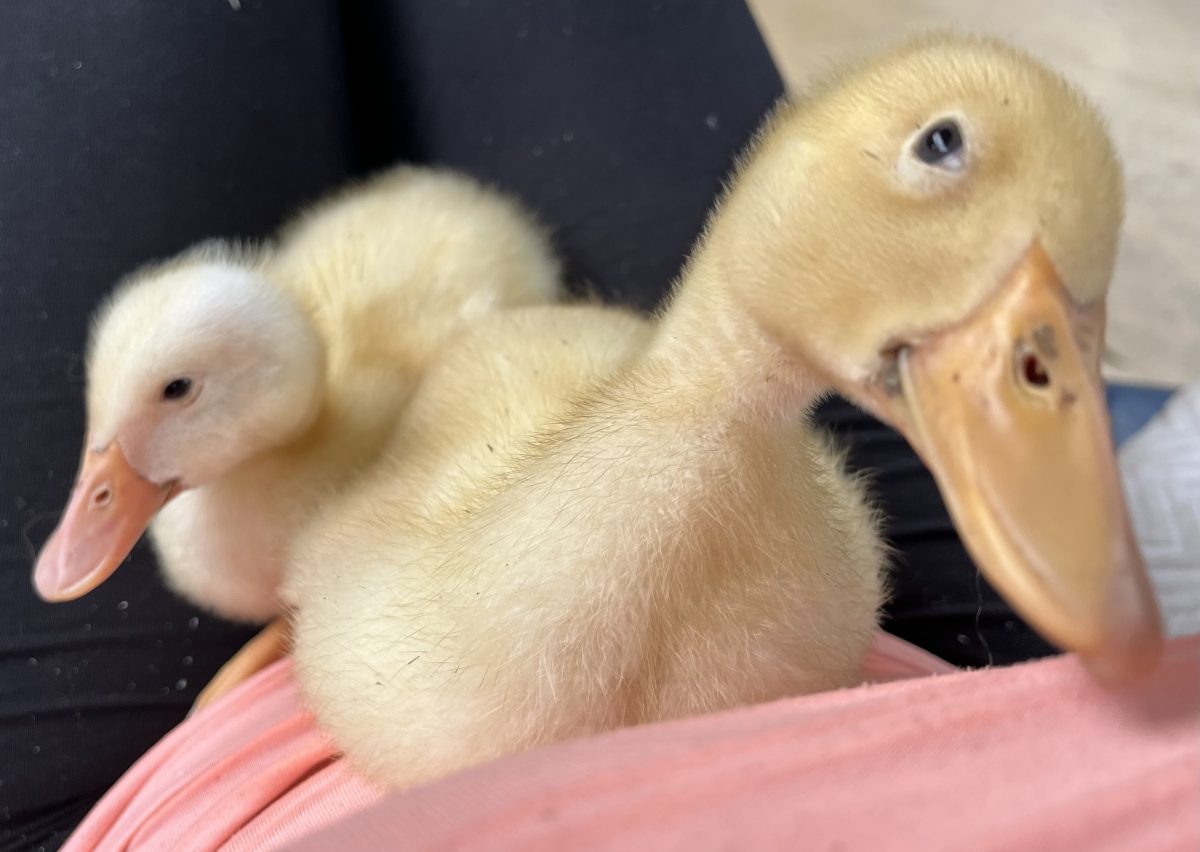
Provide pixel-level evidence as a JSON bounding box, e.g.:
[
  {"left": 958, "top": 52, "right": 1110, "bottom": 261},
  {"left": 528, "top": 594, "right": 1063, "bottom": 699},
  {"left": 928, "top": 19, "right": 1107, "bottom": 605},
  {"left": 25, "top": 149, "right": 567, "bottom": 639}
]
[
  {"left": 289, "top": 636, "right": 1200, "bottom": 852},
  {"left": 342, "top": 0, "right": 1052, "bottom": 668},
  {"left": 0, "top": 2, "right": 354, "bottom": 846}
]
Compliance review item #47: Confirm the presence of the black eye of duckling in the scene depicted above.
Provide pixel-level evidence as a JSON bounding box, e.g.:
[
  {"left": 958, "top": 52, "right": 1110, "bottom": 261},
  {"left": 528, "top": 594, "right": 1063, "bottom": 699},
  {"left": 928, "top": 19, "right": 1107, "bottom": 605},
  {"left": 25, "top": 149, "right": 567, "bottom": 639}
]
[
  {"left": 162, "top": 378, "right": 192, "bottom": 401},
  {"left": 916, "top": 119, "right": 964, "bottom": 166}
]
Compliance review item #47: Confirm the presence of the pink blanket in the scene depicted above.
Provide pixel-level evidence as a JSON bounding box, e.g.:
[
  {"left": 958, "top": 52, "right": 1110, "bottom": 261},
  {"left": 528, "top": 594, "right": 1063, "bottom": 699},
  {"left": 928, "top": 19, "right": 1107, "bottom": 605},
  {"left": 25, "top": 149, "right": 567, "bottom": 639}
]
[{"left": 64, "top": 633, "right": 1199, "bottom": 851}]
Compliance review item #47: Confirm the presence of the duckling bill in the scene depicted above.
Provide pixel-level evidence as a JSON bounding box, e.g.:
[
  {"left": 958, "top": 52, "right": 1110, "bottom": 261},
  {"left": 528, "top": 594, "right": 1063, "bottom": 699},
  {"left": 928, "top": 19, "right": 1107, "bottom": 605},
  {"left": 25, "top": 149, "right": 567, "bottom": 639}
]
[
  {"left": 35, "top": 440, "right": 177, "bottom": 600},
  {"left": 858, "top": 242, "right": 1159, "bottom": 681}
]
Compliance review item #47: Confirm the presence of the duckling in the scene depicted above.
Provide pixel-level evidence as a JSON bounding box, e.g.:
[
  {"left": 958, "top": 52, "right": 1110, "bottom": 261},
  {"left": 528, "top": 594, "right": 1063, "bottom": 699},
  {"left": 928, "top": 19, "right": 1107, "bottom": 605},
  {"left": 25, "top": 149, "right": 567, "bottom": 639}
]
[
  {"left": 32, "top": 167, "right": 563, "bottom": 682},
  {"left": 286, "top": 33, "right": 1164, "bottom": 789}
]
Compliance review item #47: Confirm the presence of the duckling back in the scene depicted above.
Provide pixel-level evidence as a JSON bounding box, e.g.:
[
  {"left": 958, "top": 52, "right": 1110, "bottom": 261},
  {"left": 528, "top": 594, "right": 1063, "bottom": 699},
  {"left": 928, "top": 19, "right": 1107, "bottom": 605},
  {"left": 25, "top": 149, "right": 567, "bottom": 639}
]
[
  {"left": 271, "top": 167, "right": 562, "bottom": 408},
  {"left": 320, "top": 302, "right": 654, "bottom": 521}
]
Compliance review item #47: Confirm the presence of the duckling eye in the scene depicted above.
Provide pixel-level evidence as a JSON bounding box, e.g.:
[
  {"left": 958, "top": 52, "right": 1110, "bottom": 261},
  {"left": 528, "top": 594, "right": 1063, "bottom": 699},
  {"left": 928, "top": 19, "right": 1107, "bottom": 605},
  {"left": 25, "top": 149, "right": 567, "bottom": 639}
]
[
  {"left": 162, "top": 378, "right": 192, "bottom": 401},
  {"left": 915, "top": 120, "right": 964, "bottom": 168}
]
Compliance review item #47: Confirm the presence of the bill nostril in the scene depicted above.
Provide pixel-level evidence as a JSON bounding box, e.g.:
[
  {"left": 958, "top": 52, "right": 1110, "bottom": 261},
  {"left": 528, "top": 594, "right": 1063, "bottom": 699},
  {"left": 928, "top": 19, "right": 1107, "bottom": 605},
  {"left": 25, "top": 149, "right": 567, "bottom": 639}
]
[
  {"left": 90, "top": 485, "right": 113, "bottom": 509},
  {"left": 1021, "top": 352, "right": 1050, "bottom": 388}
]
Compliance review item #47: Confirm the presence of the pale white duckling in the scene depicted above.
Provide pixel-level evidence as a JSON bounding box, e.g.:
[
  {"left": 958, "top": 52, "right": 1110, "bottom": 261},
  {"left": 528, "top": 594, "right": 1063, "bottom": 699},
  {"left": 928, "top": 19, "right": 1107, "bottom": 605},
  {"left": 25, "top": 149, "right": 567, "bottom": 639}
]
[
  {"left": 33, "top": 167, "right": 563, "bottom": 694},
  {"left": 287, "top": 33, "right": 1164, "bottom": 789}
]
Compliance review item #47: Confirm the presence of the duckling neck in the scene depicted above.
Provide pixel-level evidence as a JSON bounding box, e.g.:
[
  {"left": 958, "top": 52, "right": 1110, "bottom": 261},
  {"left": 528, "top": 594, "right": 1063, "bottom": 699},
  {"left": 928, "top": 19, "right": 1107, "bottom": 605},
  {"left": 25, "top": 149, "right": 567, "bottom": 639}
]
[{"left": 649, "top": 245, "right": 825, "bottom": 430}]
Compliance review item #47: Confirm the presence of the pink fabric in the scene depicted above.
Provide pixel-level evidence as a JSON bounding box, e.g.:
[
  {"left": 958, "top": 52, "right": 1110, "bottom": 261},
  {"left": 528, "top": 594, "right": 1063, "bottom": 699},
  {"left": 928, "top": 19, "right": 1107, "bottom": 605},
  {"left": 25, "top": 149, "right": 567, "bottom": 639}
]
[
  {"left": 63, "top": 633, "right": 1199, "bottom": 852},
  {"left": 62, "top": 661, "right": 382, "bottom": 852}
]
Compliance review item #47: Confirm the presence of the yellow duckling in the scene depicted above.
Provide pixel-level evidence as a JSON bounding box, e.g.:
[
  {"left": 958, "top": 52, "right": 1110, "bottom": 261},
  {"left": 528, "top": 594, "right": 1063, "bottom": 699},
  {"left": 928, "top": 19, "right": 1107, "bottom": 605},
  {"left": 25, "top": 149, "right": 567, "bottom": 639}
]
[
  {"left": 287, "top": 33, "right": 1162, "bottom": 789},
  {"left": 32, "top": 168, "right": 562, "bottom": 682}
]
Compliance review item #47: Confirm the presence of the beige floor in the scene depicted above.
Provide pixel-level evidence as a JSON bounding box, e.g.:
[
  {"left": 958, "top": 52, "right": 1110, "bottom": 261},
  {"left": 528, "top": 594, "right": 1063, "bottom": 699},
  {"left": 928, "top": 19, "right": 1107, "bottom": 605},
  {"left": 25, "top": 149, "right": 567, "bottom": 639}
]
[{"left": 748, "top": 0, "right": 1199, "bottom": 386}]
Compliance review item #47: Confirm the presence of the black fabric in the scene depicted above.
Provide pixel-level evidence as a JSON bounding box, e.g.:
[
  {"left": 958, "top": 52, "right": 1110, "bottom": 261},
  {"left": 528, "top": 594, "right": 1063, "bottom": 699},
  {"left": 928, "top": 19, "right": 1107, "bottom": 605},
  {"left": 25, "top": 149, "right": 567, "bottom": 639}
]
[
  {"left": 341, "top": 0, "right": 784, "bottom": 309},
  {"left": 1, "top": 1, "right": 1051, "bottom": 848}
]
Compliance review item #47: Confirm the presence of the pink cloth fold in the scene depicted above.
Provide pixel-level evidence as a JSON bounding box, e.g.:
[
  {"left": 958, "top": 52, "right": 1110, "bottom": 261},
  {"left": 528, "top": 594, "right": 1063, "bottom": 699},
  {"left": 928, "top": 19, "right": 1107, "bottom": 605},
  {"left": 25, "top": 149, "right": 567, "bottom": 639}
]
[{"left": 63, "top": 632, "right": 1199, "bottom": 852}]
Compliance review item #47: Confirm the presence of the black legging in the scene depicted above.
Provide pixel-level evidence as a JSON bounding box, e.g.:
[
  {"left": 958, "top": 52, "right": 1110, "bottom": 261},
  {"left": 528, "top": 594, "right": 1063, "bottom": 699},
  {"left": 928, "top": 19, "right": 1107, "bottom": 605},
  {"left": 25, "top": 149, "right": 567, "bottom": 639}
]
[{"left": 0, "top": 2, "right": 1053, "bottom": 848}]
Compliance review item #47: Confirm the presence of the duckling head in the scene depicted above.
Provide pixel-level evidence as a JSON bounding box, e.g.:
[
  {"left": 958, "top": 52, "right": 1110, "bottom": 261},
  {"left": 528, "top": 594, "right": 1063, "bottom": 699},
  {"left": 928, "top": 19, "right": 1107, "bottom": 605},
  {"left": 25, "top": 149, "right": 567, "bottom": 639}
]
[
  {"left": 33, "top": 243, "right": 323, "bottom": 602},
  {"left": 716, "top": 33, "right": 1159, "bottom": 679}
]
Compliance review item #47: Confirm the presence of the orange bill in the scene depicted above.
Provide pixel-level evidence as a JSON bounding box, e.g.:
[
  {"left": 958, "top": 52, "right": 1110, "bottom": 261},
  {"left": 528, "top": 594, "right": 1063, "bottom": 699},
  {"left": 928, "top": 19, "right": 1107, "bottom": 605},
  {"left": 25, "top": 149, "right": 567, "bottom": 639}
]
[
  {"left": 33, "top": 440, "right": 174, "bottom": 602},
  {"left": 868, "top": 243, "right": 1163, "bottom": 682}
]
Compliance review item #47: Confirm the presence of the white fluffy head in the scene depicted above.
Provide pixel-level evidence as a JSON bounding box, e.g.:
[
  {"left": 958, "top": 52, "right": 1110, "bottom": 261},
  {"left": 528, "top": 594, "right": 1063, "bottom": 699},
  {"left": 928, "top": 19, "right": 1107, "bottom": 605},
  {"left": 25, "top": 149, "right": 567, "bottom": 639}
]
[{"left": 86, "top": 243, "right": 324, "bottom": 488}]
